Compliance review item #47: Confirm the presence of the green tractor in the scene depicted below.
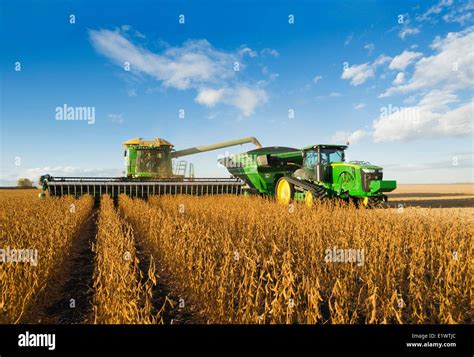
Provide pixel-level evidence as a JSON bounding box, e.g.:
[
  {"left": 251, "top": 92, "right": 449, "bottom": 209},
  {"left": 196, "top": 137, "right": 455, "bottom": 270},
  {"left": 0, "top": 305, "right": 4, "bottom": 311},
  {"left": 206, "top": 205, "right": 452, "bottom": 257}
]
[{"left": 219, "top": 144, "right": 396, "bottom": 207}]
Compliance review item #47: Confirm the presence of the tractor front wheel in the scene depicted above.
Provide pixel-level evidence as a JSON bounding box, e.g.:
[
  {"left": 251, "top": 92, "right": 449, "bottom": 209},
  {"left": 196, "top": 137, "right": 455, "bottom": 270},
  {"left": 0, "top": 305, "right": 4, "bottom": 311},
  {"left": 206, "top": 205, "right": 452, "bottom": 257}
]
[
  {"left": 276, "top": 178, "right": 295, "bottom": 205},
  {"left": 360, "top": 196, "right": 386, "bottom": 208},
  {"left": 305, "top": 190, "right": 314, "bottom": 207}
]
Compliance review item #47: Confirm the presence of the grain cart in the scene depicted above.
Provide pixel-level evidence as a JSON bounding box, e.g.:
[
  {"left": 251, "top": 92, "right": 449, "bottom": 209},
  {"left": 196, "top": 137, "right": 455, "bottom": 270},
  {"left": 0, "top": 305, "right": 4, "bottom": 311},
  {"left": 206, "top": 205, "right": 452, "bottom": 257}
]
[
  {"left": 218, "top": 144, "right": 396, "bottom": 207},
  {"left": 40, "top": 136, "right": 261, "bottom": 198}
]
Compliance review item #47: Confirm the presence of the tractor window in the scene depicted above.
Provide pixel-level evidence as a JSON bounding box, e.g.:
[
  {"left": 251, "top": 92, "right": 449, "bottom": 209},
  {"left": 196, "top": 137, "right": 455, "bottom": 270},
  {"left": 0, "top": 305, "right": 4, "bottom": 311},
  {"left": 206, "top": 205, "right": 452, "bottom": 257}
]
[
  {"left": 304, "top": 151, "right": 318, "bottom": 168},
  {"left": 321, "top": 149, "right": 344, "bottom": 164}
]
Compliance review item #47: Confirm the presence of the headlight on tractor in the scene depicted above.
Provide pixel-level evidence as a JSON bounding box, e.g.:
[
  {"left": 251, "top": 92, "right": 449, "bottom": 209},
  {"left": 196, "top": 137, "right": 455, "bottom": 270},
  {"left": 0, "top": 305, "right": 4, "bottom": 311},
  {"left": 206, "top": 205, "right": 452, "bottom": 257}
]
[{"left": 362, "top": 168, "right": 375, "bottom": 173}]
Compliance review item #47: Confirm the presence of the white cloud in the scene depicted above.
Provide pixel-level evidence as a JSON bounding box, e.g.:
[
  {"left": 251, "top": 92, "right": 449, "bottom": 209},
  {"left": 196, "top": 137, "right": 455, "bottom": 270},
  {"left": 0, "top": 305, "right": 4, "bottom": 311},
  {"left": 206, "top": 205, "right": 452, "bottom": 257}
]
[
  {"left": 417, "top": 0, "right": 473, "bottom": 25},
  {"left": 354, "top": 103, "right": 366, "bottom": 110},
  {"left": 120, "top": 25, "right": 146, "bottom": 39},
  {"left": 417, "top": 89, "right": 459, "bottom": 111},
  {"left": 397, "top": 12, "right": 421, "bottom": 40},
  {"left": 195, "top": 88, "right": 226, "bottom": 107},
  {"left": 341, "top": 55, "right": 391, "bottom": 86},
  {"left": 344, "top": 33, "right": 353, "bottom": 45},
  {"left": 381, "top": 27, "right": 474, "bottom": 97},
  {"left": 313, "top": 75, "right": 323, "bottom": 84},
  {"left": 372, "top": 55, "right": 391, "bottom": 66},
  {"left": 239, "top": 46, "right": 257, "bottom": 58},
  {"left": 364, "top": 43, "right": 375, "bottom": 55},
  {"left": 443, "top": 1, "right": 474, "bottom": 24},
  {"left": 373, "top": 91, "right": 473, "bottom": 142},
  {"left": 89, "top": 28, "right": 268, "bottom": 116},
  {"left": 268, "top": 73, "right": 280, "bottom": 81},
  {"left": 260, "top": 66, "right": 279, "bottom": 83},
  {"left": 375, "top": 27, "right": 474, "bottom": 143},
  {"left": 389, "top": 51, "right": 423, "bottom": 71},
  {"left": 341, "top": 63, "right": 374, "bottom": 86},
  {"left": 417, "top": 0, "right": 454, "bottom": 22},
  {"left": 332, "top": 130, "right": 366, "bottom": 144},
  {"left": 444, "top": 11, "right": 472, "bottom": 24},
  {"left": 229, "top": 87, "right": 268, "bottom": 117},
  {"left": 261, "top": 48, "right": 279, "bottom": 57},
  {"left": 393, "top": 72, "right": 405, "bottom": 85},
  {"left": 196, "top": 86, "right": 268, "bottom": 116},
  {"left": 399, "top": 27, "right": 420, "bottom": 39},
  {"left": 90, "top": 30, "right": 234, "bottom": 89}
]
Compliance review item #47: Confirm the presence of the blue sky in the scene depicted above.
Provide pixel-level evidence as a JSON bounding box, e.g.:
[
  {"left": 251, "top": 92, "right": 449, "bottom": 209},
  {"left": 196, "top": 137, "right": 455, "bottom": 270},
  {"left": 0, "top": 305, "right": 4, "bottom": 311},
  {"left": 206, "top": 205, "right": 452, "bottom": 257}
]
[{"left": 1, "top": 0, "right": 473, "bottom": 184}]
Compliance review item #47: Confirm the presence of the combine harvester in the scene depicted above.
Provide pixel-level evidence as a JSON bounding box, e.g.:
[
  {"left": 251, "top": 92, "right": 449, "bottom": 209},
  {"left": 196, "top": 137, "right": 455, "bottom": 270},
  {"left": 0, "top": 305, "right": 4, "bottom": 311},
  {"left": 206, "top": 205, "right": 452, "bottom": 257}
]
[
  {"left": 219, "top": 143, "right": 397, "bottom": 207},
  {"left": 40, "top": 136, "right": 262, "bottom": 198}
]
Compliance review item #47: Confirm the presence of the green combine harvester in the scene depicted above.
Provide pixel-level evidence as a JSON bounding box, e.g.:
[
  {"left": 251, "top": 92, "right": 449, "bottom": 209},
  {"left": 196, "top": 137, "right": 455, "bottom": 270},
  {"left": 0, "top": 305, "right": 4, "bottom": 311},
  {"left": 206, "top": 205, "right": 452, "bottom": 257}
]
[
  {"left": 40, "top": 136, "right": 262, "bottom": 198},
  {"left": 219, "top": 143, "right": 397, "bottom": 207}
]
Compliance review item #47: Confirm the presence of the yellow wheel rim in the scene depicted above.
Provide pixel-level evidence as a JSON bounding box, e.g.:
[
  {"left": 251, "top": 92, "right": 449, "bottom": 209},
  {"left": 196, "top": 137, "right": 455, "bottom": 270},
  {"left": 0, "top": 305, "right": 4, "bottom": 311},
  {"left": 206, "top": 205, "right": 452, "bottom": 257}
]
[
  {"left": 276, "top": 179, "right": 292, "bottom": 205},
  {"left": 305, "top": 191, "right": 314, "bottom": 207},
  {"left": 362, "top": 197, "right": 369, "bottom": 207}
]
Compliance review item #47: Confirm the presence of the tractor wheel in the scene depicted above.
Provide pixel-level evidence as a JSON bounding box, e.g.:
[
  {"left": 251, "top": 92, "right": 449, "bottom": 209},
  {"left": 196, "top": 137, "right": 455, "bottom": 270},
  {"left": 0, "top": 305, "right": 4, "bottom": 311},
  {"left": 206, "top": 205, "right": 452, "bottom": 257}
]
[
  {"left": 305, "top": 190, "right": 314, "bottom": 207},
  {"left": 276, "top": 178, "right": 294, "bottom": 205},
  {"left": 361, "top": 197, "right": 370, "bottom": 208},
  {"left": 360, "top": 196, "right": 386, "bottom": 208},
  {"left": 369, "top": 196, "right": 387, "bottom": 208}
]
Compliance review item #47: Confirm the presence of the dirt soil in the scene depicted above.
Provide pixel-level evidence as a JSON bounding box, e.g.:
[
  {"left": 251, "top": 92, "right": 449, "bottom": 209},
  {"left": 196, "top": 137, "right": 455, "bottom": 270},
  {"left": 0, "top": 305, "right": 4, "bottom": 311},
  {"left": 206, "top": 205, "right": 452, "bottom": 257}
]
[
  {"left": 29, "top": 210, "right": 98, "bottom": 323},
  {"left": 386, "top": 183, "right": 474, "bottom": 209}
]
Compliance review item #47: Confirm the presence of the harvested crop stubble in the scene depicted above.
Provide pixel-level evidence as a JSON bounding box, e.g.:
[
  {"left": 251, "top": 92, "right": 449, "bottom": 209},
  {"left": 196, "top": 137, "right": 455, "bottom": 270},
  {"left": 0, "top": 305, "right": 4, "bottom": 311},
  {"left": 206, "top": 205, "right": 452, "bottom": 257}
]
[
  {"left": 120, "top": 195, "right": 472, "bottom": 324},
  {"left": 92, "top": 195, "right": 160, "bottom": 324},
  {"left": 0, "top": 193, "right": 93, "bottom": 323}
]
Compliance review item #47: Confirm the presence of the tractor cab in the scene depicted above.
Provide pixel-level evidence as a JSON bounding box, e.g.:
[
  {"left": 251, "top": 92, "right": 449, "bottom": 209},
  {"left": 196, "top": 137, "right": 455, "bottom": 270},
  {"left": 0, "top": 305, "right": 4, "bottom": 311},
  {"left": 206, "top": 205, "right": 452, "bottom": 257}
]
[{"left": 300, "top": 144, "right": 347, "bottom": 183}]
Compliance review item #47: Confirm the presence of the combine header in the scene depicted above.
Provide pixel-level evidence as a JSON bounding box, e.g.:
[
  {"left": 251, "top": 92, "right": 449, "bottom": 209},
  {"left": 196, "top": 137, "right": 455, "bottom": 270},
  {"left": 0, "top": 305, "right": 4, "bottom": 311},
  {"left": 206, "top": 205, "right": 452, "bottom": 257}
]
[{"left": 40, "top": 136, "right": 262, "bottom": 198}]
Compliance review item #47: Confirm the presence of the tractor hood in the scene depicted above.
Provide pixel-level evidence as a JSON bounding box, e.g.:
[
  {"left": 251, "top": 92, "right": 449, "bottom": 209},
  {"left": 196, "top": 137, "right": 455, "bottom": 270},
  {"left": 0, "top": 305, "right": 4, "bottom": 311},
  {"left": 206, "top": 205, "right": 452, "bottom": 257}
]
[{"left": 332, "top": 161, "right": 382, "bottom": 171}]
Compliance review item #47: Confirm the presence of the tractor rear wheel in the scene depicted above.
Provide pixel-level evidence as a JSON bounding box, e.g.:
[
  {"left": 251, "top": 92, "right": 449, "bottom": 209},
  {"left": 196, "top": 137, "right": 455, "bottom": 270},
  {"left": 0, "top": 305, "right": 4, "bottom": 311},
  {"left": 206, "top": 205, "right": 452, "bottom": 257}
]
[{"left": 276, "top": 178, "right": 295, "bottom": 205}]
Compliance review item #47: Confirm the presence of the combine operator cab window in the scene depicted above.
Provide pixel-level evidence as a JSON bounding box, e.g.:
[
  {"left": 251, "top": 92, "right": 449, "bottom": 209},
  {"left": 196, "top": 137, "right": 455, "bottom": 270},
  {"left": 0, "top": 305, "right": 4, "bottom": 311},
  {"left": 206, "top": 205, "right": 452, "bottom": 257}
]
[
  {"left": 320, "top": 149, "right": 345, "bottom": 164},
  {"left": 137, "top": 149, "right": 163, "bottom": 173}
]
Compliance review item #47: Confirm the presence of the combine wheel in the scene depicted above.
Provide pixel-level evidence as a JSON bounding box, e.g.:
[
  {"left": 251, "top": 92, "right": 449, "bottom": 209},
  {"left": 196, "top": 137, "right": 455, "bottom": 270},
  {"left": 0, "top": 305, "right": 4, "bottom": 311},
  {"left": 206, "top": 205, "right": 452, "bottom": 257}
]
[{"left": 276, "top": 178, "right": 294, "bottom": 205}]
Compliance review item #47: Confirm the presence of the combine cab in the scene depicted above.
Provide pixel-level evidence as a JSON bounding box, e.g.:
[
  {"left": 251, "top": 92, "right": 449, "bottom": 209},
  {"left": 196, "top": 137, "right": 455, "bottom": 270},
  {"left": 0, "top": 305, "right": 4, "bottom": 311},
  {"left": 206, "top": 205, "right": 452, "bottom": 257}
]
[
  {"left": 219, "top": 144, "right": 397, "bottom": 207},
  {"left": 40, "top": 136, "right": 262, "bottom": 198}
]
